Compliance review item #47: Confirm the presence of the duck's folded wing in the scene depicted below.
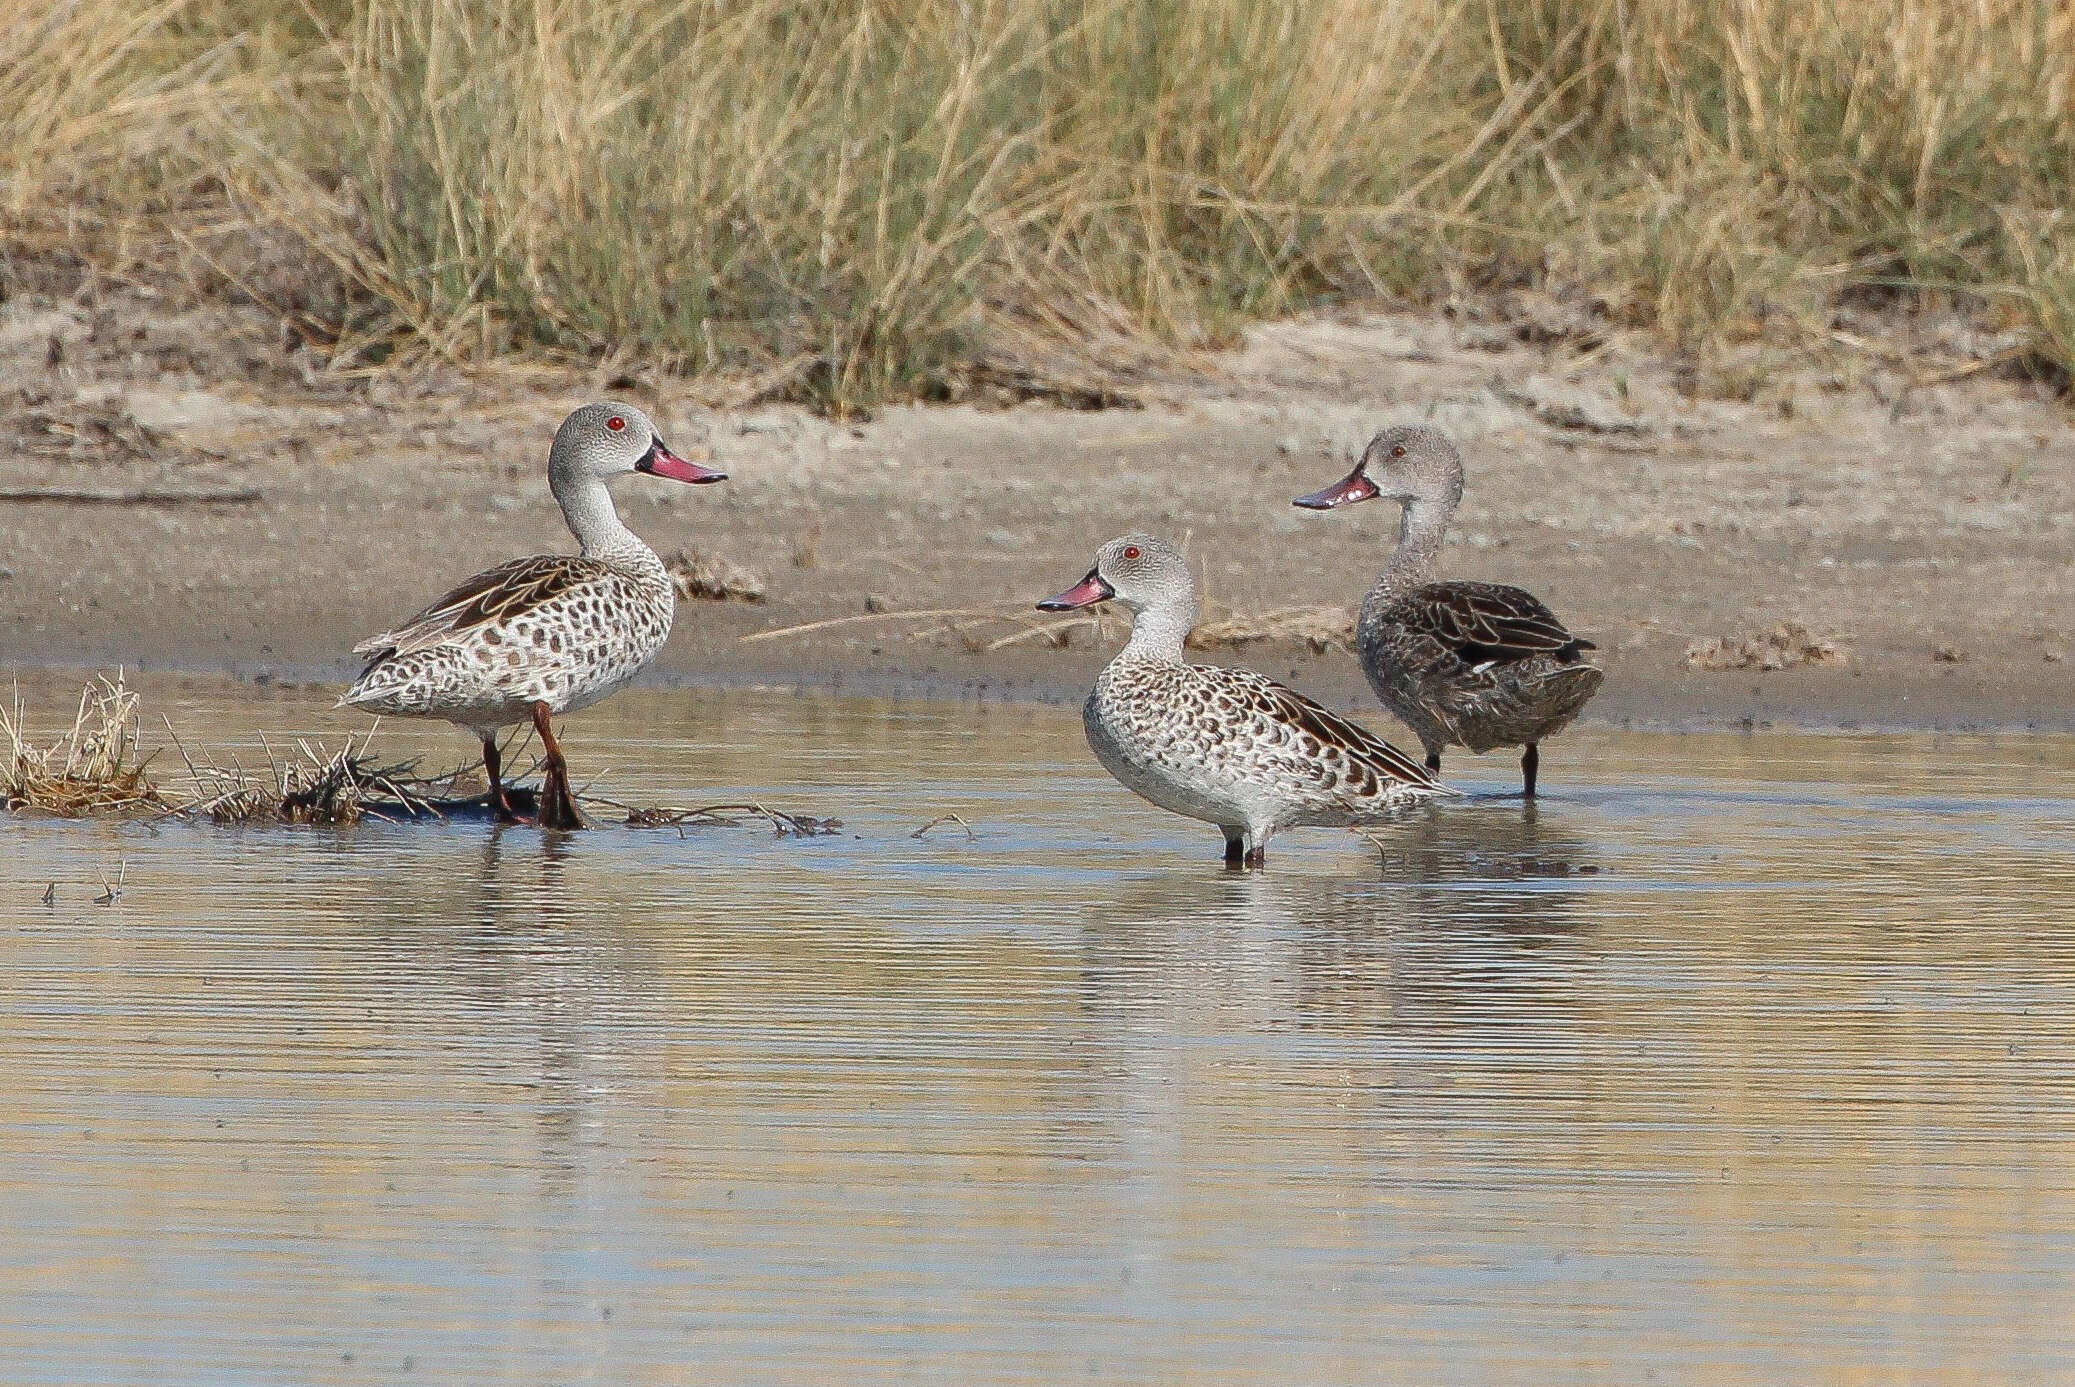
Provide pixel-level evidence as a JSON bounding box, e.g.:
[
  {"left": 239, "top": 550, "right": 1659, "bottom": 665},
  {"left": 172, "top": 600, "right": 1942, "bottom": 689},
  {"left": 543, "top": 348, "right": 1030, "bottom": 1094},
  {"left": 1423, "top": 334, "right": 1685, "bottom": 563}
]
[
  {"left": 353, "top": 555, "right": 605, "bottom": 660},
  {"left": 1230, "top": 670, "right": 1447, "bottom": 792},
  {"left": 1408, "top": 581, "right": 1594, "bottom": 667}
]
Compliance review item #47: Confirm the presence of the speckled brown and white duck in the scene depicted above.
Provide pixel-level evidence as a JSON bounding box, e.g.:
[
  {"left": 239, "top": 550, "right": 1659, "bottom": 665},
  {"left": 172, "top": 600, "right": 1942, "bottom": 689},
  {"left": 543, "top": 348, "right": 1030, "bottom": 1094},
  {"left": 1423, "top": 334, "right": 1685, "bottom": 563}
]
[
  {"left": 1295, "top": 425, "right": 1603, "bottom": 797},
  {"left": 1038, "top": 535, "right": 1451, "bottom": 868},
  {"left": 340, "top": 402, "right": 725, "bottom": 829}
]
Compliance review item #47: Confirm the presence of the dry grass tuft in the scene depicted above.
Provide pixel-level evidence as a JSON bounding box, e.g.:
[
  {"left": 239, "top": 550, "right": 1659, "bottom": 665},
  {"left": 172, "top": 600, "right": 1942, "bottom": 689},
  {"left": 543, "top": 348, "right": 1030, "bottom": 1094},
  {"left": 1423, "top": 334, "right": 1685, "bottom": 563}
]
[
  {"left": 1684, "top": 623, "right": 1849, "bottom": 672},
  {"left": 1, "top": 674, "right": 165, "bottom": 815}
]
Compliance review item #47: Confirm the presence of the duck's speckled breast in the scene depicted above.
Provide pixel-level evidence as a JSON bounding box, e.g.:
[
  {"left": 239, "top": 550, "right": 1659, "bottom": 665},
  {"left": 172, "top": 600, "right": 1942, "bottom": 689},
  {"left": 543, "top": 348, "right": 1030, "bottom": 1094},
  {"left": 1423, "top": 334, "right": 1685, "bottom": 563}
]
[{"left": 1082, "top": 667, "right": 1245, "bottom": 829}]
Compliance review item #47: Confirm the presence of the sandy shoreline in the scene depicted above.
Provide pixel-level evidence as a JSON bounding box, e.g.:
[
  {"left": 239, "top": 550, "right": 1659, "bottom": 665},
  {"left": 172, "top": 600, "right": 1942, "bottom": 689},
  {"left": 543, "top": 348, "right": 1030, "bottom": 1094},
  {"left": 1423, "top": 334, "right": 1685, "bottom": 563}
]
[{"left": 4, "top": 296, "right": 2071, "bottom": 734}]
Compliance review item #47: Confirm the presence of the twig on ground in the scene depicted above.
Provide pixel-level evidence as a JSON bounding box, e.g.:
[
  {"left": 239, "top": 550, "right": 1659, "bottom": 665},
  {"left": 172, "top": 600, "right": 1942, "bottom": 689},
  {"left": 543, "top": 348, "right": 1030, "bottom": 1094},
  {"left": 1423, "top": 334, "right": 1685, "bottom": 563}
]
[
  {"left": 744, "top": 601, "right": 1343, "bottom": 654},
  {"left": 607, "top": 798, "right": 843, "bottom": 837},
  {"left": 741, "top": 607, "right": 1017, "bottom": 642},
  {"left": 984, "top": 614, "right": 1102, "bottom": 650},
  {"left": 0, "top": 485, "right": 263, "bottom": 505}
]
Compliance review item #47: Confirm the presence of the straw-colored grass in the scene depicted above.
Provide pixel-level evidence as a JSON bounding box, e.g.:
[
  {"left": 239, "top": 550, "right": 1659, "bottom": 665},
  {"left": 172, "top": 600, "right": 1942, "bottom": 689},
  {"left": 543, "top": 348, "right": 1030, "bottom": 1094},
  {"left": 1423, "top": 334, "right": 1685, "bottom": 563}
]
[
  {"left": 6, "top": 0, "right": 2073, "bottom": 409},
  {"left": 1, "top": 673, "right": 165, "bottom": 815}
]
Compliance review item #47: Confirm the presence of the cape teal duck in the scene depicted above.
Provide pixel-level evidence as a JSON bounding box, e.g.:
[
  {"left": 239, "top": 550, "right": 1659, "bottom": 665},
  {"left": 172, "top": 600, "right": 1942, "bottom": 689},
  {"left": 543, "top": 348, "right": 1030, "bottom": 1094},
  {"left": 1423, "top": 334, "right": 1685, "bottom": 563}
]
[
  {"left": 1039, "top": 534, "right": 1450, "bottom": 868},
  {"left": 1295, "top": 425, "right": 1602, "bottom": 796},
  {"left": 341, "top": 402, "right": 725, "bottom": 828}
]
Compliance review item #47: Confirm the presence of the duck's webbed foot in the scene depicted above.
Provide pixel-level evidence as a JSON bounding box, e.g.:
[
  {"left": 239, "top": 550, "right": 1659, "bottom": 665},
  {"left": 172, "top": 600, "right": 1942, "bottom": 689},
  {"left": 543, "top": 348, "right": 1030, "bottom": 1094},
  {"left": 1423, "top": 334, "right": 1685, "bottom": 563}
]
[{"left": 535, "top": 764, "right": 585, "bottom": 831}]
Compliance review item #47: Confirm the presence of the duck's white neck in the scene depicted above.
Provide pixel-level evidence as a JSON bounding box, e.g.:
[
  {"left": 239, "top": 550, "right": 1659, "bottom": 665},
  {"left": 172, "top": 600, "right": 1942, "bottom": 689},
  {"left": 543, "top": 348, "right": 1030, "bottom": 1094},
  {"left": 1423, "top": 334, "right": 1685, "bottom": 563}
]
[
  {"left": 1119, "top": 587, "right": 1199, "bottom": 664},
  {"left": 552, "top": 472, "right": 646, "bottom": 560}
]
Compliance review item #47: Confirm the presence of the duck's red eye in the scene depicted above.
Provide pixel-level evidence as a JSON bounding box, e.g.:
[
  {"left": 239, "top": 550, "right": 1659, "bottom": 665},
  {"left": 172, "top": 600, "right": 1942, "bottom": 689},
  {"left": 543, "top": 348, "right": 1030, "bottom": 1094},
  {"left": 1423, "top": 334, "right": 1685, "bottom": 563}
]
[
  {"left": 1123, "top": 546, "right": 1140, "bottom": 560},
  {"left": 1391, "top": 445, "right": 1406, "bottom": 458},
  {"left": 607, "top": 416, "right": 626, "bottom": 432}
]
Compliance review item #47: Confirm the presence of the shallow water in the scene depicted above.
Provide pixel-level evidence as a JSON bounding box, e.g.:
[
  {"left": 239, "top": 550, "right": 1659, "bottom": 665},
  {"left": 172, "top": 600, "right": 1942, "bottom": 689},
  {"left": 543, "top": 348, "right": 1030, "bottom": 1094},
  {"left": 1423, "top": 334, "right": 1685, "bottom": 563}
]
[{"left": 3, "top": 674, "right": 2074, "bottom": 1384}]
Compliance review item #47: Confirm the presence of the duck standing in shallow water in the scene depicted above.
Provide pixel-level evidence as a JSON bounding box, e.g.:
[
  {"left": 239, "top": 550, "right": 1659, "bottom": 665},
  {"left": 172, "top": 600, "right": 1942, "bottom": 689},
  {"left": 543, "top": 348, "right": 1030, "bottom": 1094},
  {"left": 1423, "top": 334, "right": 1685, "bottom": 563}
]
[
  {"left": 1038, "top": 535, "right": 1450, "bottom": 868},
  {"left": 1294, "top": 425, "right": 1603, "bottom": 797},
  {"left": 341, "top": 402, "right": 725, "bottom": 829}
]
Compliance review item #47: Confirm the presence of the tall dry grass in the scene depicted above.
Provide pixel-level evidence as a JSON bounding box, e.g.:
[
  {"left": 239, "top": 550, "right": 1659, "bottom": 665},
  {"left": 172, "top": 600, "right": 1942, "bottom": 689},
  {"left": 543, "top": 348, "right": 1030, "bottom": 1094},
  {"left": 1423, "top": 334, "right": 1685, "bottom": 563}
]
[{"left": 4, "top": 0, "right": 2072, "bottom": 408}]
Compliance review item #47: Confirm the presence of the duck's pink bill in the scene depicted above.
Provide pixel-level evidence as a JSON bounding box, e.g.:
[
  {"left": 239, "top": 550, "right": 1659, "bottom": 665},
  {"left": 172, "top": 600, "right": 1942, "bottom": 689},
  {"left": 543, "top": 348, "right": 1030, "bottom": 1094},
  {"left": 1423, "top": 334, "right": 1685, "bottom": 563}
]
[
  {"left": 1292, "top": 467, "right": 1377, "bottom": 509},
  {"left": 1037, "top": 575, "right": 1112, "bottom": 611},
  {"left": 642, "top": 443, "right": 727, "bottom": 484}
]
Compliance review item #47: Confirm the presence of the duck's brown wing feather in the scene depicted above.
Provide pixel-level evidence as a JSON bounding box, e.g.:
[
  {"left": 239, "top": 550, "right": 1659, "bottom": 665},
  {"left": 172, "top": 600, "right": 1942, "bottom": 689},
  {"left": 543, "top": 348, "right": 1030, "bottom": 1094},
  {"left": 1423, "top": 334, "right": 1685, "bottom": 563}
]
[
  {"left": 353, "top": 555, "right": 606, "bottom": 661},
  {"left": 1219, "top": 667, "right": 1447, "bottom": 790},
  {"left": 1404, "top": 580, "right": 1595, "bottom": 667}
]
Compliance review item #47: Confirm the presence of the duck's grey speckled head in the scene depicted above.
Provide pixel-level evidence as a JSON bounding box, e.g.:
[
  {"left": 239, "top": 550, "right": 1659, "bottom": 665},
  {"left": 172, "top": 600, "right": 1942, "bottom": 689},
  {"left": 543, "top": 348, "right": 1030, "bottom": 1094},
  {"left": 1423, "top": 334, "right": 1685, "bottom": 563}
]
[
  {"left": 1293, "top": 425, "right": 1463, "bottom": 511},
  {"left": 1037, "top": 534, "right": 1192, "bottom": 615},
  {"left": 549, "top": 402, "right": 726, "bottom": 486}
]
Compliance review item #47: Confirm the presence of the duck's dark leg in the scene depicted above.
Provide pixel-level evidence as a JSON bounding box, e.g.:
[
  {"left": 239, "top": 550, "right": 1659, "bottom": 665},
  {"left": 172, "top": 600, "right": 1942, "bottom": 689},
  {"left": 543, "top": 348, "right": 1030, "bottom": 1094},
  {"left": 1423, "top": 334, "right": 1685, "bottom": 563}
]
[
  {"left": 482, "top": 735, "right": 518, "bottom": 823},
  {"left": 530, "top": 701, "right": 586, "bottom": 831},
  {"left": 1425, "top": 751, "right": 1442, "bottom": 776},
  {"left": 1243, "top": 844, "right": 1267, "bottom": 870},
  {"left": 1222, "top": 830, "right": 1246, "bottom": 869},
  {"left": 1521, "top": 743, "right": 1540, "bottom": 799}
]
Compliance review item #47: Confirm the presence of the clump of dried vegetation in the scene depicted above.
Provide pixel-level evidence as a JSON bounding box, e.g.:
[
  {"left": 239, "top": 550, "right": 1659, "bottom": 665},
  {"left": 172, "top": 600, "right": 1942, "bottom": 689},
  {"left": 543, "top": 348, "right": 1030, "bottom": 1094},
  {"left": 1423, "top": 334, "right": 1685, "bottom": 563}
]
[
  {"left": 1188, "top": 606, "right": 1355, "bottom": 654},
  {"left": 6, "top": 0, "right": 2074, "bottom": 412},
  {"left": 0, "top": 672, "right": 533, "bottom": 822},
  {"left": 1684, "top": 622, "right": 1850, "bottom": 672},
  {"left": 162, "top": 725, "right": 477, "bottom": 824},
  {"left": 668, "top": 548, "right": 768, "bottom": 604},
  {"left": 1, "top": 677, "right": 831, "bottom": 831},
  {"left": 2, "top": 674, "right": 165, "bottom": 815}
]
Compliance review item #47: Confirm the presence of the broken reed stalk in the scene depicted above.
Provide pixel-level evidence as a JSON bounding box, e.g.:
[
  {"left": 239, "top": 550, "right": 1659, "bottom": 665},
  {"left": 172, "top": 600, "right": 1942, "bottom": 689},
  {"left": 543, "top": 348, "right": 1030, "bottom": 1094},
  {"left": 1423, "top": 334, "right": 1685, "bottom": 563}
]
[
  {"left": 911, "top": 812, "right": 977, "bottom": 840},
  {"left": 742, "top": 600, "right": 1342, "bottom": 653},
  {"left": 740, "top": 607, "right": 1021, "bottom": 643},
  {"left": 602, "top": 798, "right": 843, "bottom": 838},
  {"left": 741, "top": 604, "right": 1127, "bottom": 650}
]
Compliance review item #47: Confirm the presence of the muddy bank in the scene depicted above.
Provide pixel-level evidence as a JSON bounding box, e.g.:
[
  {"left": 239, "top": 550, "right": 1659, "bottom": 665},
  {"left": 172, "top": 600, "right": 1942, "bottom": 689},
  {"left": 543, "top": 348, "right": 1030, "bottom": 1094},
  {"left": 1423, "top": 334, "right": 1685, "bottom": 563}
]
[{"left": 2, "top": 294, "right": 2071, "bottom": 732}]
